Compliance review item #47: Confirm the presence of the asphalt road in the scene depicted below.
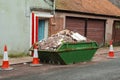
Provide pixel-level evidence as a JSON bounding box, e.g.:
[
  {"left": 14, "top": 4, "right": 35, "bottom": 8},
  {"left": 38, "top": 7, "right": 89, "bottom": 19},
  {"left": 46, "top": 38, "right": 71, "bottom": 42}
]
[{"left": 1, "top": 58, "right": 120, "bottom": 80}]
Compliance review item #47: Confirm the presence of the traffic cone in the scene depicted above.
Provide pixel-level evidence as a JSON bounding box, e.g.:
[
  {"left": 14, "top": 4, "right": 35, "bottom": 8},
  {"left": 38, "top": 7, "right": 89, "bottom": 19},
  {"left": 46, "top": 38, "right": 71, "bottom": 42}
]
[
  {"left": 108, "top": 40, "right": 116, "bottom": 58},
  {"left": 30, "top": 45, "right": 42, "bottom": 66},
  {"left": 0, "top": 45, "right": 13, "bottom": 70}
]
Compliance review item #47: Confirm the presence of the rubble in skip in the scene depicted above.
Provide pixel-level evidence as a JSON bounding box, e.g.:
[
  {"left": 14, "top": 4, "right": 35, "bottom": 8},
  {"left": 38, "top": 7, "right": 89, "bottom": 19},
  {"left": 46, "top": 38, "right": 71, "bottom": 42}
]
[{"left": 32, "top": 29, "right": 91, "bottom": 51}]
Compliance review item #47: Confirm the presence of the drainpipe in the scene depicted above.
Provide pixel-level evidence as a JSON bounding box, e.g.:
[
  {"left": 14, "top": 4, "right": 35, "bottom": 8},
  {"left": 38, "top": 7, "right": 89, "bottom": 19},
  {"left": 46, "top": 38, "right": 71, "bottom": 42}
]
[
  {"left": 50, "top": 0, "right": 56, "bottom": 26},
  {"left": 43, "top": 0, "right": 55, "bottom": 15},
  {"left": 53, "top": 0, "right": 55, "bottom": 15}
]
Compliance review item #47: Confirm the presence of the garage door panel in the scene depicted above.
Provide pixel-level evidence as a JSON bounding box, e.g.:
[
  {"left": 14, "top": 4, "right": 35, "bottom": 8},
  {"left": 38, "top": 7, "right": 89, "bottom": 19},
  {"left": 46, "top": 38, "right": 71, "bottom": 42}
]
[
  {"left": 89, "top": 27, "right": 104, "bottom": 30},
  {"left": 66, "top": 17, "right": 85, "bottom": 36},
  {"left": 88, "top": 33, "right": 104, "bottom": 36},
  {"left": 87, "top": 30, "right": 104, "bottom": 32},
  {"left": 87, "top": 31, "right": 104, "bottom": 34},
  {"left": 113, "top": 21, "right": 120, "bottom": 43},
  {"left": 66, "top": 17, "right": 105, "bottom": 45},
  {"left": 87, "top": 20, "right": 105, "bottom": 45}
]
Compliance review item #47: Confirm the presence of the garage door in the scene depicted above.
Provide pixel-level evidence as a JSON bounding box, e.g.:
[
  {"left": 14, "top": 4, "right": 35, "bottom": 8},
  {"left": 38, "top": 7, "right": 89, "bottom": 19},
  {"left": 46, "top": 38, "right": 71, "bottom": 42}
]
[
  {"left": 66, "top": 17, "right": 85, "bottom": 36},
  {"left": 112, "top": 21, "right": 120, "bottom": 44},
  {"left": 87, "top": 19, "right": 105, "bottom": 45},
  {"left": 66, "top": 17, "right": 105, "bottom": 45}
]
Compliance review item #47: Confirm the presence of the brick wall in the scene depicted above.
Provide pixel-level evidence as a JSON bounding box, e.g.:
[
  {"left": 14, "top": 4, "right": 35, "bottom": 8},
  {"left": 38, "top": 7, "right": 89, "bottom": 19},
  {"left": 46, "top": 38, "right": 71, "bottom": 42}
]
[{"left": 48, "top": 16, "right": 64, "bottom": 36}]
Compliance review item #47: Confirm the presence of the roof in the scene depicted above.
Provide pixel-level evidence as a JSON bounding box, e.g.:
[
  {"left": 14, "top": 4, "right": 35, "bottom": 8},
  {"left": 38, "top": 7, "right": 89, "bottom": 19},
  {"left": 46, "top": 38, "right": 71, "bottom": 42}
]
[{"left": 55, "top": 0, "right": 120, "bottom": 17}]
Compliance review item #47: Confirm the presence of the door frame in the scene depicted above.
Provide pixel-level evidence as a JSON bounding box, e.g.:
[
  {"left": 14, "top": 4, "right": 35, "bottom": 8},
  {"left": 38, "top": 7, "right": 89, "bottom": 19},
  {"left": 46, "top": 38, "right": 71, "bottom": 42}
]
[{"left": 30, "top": 11, "right": 53, "bottom": 47}]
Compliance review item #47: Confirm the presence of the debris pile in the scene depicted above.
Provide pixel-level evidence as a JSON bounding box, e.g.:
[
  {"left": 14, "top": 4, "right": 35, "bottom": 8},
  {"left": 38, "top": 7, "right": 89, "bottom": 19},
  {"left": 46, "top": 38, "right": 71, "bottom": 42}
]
[{"left": 32, "top": 29, "right": 91, "bottom": 51}]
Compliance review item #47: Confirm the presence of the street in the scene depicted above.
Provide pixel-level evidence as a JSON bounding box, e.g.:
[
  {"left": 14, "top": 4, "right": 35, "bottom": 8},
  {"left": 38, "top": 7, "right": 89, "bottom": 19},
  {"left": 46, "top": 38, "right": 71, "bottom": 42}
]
[
  {"left": 0, "top": 0, "right": 120, "bottom": 80},
  {"left": 1, "top": 57, "right": 120, "bottom": 80}
]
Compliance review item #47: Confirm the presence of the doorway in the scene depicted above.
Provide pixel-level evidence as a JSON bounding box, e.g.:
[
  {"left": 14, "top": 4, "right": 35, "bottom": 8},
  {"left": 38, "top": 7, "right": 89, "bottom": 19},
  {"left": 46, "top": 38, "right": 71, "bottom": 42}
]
[{"left": 38, "top": 20, "right": 45, "bottom": 41}]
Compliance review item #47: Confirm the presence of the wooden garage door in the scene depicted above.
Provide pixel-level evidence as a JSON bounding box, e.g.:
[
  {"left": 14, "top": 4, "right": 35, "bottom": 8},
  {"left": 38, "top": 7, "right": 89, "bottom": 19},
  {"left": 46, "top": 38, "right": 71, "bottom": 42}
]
[
  {"left": 87, "top": 19, "right": 105, "bottom": 45},
  {"left": 66, "top": 17, "right": 105, "bottom": 45},
  {"left": 66, "top": 17, "right": 85, "bottom": 36},
  {"left": 113, "top": 21, "right": 120, "bottom": 43}
]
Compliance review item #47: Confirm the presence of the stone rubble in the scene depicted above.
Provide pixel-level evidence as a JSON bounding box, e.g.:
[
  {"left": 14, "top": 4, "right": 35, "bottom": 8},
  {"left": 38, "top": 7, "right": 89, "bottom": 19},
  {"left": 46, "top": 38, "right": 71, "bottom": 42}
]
[{"left": 32, "top": 29, "right": 91, "bottom": 51}]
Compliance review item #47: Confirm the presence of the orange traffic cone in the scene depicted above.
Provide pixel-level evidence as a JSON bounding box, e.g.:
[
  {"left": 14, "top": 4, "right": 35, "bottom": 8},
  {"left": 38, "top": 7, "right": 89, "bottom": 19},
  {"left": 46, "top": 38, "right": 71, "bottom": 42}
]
[
  {"left": 30, "top": 45, "right": 42, "bottom": 66},
  {"left": 1, "top": 45, "right": 13, "bottom": 70},
  {"left": 108, "top": 40, "right": 116, "bottom": 58}
]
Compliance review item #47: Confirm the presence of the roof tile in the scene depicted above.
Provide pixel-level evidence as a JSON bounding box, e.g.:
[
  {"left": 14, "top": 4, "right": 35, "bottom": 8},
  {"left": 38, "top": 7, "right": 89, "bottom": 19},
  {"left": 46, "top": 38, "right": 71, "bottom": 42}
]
[{"left": 55, "top": 0, "right": 120, "bottom": 17}]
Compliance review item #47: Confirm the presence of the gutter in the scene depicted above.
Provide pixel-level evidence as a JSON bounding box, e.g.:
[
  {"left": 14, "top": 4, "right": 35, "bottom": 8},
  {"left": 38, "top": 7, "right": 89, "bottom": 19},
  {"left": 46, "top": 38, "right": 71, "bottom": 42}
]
[{"left": 55, "top": 9, "right": 120, "bottom": 19}]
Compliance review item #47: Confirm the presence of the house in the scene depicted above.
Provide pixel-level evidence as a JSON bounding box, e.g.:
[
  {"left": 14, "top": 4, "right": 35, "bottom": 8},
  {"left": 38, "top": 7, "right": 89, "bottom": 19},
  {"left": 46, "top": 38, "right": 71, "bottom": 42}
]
[
  {"left": 50, "top": 0, "right": 120, "bottom": 46},
  {"left": 0, "top": 0, "right": 54, "bottom": 54},
  {"left": 0, "top": 0, "right": 120, "bottom": 54}
]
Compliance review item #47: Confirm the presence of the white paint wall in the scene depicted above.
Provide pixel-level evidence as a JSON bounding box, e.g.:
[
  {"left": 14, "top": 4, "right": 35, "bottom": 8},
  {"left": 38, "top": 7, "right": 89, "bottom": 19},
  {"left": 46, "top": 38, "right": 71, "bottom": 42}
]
[{"left": 0, "top": 0, "right": 53, "bottom": 54}]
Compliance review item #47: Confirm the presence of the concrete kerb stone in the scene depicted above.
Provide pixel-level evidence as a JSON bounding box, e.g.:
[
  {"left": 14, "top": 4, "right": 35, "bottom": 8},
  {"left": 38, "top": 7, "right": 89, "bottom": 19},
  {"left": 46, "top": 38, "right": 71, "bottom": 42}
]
[
  {"left": 0, "top": 67, "right": 13, "bottom": 71},
  {"left": 0, "top": 57, "right": 33, "bottom": 66},
  {"left": 30, "top": 64, "right": 43, "bottom": 67}
]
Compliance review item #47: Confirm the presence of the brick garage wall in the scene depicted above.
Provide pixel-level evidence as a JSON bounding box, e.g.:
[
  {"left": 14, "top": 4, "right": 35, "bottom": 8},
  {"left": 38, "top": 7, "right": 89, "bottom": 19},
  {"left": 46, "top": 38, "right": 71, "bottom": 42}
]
[{"left": 48, "top": 16, "right": 64, "bottom": 36}]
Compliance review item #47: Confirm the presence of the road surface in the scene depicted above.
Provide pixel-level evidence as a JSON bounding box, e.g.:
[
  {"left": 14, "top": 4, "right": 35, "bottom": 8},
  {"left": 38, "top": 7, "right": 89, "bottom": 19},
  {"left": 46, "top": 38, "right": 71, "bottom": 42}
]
[{"left": 1, "top": 58, "right": 120, "bottom": 80}]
